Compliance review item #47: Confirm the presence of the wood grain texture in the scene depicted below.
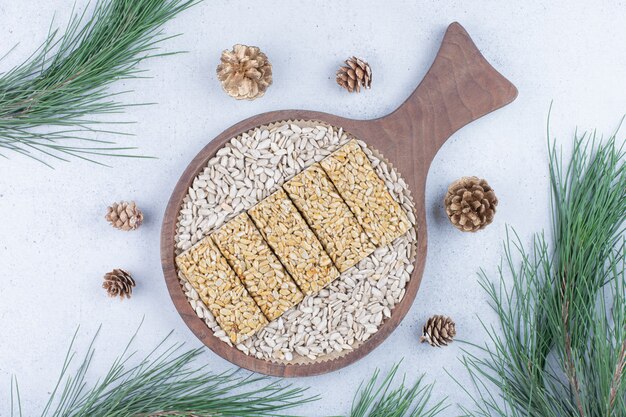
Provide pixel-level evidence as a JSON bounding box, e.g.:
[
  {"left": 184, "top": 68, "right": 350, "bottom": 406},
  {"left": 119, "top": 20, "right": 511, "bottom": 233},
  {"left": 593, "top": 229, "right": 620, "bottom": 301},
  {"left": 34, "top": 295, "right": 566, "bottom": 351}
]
[{"left": 160, "top": 22, "right": 517, "bottom": 377}]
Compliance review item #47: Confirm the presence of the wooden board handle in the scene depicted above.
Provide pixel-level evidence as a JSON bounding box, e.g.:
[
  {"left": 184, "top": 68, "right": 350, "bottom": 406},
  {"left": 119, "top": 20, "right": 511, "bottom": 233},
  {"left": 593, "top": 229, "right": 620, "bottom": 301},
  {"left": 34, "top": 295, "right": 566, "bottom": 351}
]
[{"left": 382, "top": 22, "right": 518, "bottom": 169}]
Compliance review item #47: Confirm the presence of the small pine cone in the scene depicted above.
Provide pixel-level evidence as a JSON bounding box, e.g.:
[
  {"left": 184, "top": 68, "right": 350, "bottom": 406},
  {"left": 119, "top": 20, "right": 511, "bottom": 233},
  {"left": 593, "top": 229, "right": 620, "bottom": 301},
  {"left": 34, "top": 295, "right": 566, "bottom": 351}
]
[
  {"left": 420, "top": 315, "right": 456, "bottom": 347},
  {"left": 216, "top": 44, "right": 272, "bottom": 100},
  {"left": 444, "top": 177, "right": 497, "bottom": 232},
  {"left": 336, "top": 56, "right": 372, "bottom": 93},
  {"left": 103, "top": 269, "right": 135, "bottom": 299},
  {"left": 105, "top": 201, "right": 143, "bottom": 231}
]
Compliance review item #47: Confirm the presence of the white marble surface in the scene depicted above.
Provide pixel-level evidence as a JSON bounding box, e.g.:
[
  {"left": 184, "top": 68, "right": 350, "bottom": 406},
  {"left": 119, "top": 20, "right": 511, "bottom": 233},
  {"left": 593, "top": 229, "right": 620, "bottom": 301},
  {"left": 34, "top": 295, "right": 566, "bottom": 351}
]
[{"left": 0, "top": 1, "right": 625, "bottom": 415}]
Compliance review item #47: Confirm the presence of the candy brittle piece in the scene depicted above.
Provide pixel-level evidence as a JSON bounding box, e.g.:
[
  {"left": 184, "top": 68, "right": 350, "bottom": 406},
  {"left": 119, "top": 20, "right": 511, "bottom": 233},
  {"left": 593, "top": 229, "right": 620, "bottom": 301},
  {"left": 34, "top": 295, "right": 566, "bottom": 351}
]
[
  {"left": 248, "top": 189, "right": 339, "bottom": 295},
  {"left": 212, "top": 212, "right": 303, "bottom": 321},
  {"left": 176, "top": 237, "right": 267, "bottom": 344},
  {"left": 321, "top": 139, "right": 410, "bottom": 247},
  {"left": 284, "top": 163, "right": 375, "bottom": 272}
]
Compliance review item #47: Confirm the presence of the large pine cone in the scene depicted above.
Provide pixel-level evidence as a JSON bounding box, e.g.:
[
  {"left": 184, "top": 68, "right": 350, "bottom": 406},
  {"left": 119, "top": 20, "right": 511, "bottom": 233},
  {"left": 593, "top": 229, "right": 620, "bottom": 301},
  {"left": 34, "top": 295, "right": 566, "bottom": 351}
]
[
  {"left": 420, "top": 315, "right": 456, "bottom": 347},
  {"left": 216, "top": 44, "right": 272, "bottom": 100},
  {"left": 444, "top": 177, "right": 497, "bottom": 232},
  {"left": 103, "top": 269, "right": 135, "bottom": 299},
  {"left": 105, "top": 201, "right": 143, "bottom": 231},
  {"left": 336, "top": 56, "right": 372, "bottom": 93}
]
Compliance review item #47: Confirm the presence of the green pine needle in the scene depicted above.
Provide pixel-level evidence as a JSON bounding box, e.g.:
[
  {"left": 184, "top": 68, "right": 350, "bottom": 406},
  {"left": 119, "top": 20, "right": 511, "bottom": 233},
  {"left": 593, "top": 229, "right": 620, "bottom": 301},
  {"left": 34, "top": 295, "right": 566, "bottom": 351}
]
[
  {"left": 8, "top": 332, "right": 449, "bottom": 417},
  {"left": 346, "top": 362, "right": 448, "bottom": 417},
  {"left": 9, "top": 326, "right": 317, "bottom": 417},
  {"left": 455, "top": 116, "right": 626, "bottom": 417},
  {"left": 0, "top": 0, "right": 199, "bottom": 166}
]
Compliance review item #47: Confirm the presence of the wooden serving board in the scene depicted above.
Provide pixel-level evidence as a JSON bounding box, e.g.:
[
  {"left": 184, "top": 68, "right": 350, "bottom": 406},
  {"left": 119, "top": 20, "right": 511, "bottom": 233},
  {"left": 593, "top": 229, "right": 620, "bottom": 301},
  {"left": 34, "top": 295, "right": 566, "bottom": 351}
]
[{"left": 161, "top": 22, "right": 517, "bottom": 377}]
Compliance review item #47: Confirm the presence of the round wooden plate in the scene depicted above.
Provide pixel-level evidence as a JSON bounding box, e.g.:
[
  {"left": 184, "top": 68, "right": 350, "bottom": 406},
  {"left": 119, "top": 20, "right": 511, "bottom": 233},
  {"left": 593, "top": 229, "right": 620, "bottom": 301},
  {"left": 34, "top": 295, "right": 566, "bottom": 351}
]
[{"left": 161, "top": 22, "right": 517, "bottom": 377}]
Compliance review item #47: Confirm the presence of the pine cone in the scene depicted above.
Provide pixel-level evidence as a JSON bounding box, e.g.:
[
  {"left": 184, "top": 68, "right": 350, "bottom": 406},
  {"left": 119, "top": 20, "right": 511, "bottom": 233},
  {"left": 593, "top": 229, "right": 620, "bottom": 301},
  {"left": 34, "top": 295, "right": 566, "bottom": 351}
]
[
  {"left": 216, "top": 44, "right": 272, "bottom": 100},
  {"left": 103, "top": 269, "right": 135, "bottom": 299},
  {"left": 420, "top": 315, "right": 456, "bottom": 347},
  {"left": 444, "top": 177, "right": 497, "bottom": 232},
  {"left": 105, "top": 201, "right": 143, "bottom": 231},
  {"left": 336, "top": 56, "right": 372, "bottom": 93}
]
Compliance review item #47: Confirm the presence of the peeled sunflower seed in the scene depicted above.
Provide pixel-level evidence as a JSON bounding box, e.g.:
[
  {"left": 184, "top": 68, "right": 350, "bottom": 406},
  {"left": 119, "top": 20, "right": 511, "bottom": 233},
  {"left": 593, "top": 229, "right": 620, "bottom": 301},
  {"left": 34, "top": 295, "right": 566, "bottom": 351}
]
[{"left": 174, "top": 121, "right": 417, "bottom": 362}]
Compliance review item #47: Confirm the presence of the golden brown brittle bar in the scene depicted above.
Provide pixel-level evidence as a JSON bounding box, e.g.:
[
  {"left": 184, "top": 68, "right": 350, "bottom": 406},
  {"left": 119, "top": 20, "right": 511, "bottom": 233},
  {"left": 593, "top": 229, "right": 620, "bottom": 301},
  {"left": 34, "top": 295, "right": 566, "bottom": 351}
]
[
  {"left": 248, "top": 189, "right": 340, "bottom": 295},
  {"left": 320, "top": 139, "right": 410, "bottom": 247},
  {"left": 212, "top": 212, "right": 303, "bottom": 321},
  {"left": 283, "top": 163, "right": 375, "bottom": 272},
  {"left": 175, "top": 237, "right": 268, "bottom": 344}
]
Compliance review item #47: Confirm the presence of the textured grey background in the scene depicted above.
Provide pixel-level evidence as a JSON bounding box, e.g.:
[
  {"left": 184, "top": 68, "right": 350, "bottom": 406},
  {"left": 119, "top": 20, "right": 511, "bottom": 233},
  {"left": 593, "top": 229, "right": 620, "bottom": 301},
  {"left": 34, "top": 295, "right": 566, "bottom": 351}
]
[{"left": 1, "top": 1, "right": 625, "bottom": 415}]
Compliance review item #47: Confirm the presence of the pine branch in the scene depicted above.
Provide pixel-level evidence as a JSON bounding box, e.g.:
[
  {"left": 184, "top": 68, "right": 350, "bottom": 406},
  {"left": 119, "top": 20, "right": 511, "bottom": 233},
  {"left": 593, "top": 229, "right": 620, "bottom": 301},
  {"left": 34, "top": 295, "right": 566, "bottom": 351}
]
[
  {"left": 9, "top": 326, "right": 317, "bottom": 417},
  {"left": 562, "top": 299, "right": 585, "bottom": 417},
  {"left": 608, "top": 339, "right": 626, "bottom": 412},
  {"left": 456, "top": 117, "right": 626, "bottom": 417},
  {"left": 0, "top": 0, "right": 199, "bottom": 166},
  {"left": 346, "top": 363, "right": 448, "bottom": 417},
  {"left": 7, "top": 327, "right": 449, "bottom": 417}
]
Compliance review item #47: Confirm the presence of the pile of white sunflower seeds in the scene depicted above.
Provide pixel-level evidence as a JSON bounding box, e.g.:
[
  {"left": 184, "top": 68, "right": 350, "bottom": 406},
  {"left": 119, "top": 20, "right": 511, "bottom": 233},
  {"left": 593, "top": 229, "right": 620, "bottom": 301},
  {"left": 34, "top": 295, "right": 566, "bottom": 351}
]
[{"left": 174, "top": 121, "right": 417, "bottom": 363}]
